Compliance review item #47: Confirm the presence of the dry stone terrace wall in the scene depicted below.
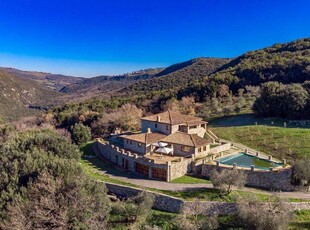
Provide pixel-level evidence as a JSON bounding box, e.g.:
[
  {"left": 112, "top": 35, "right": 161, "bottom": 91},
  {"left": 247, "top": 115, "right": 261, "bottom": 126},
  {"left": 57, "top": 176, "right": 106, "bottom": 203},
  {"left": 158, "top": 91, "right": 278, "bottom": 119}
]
[
  {"left": 105, "top": 182, "right": 183, "bottom": 213},
  {"left": 202, "top": 164, "right": 295, "bottom": 191},
  {"left": 103, "top": 182, "right": 310, "bottom": 214}
]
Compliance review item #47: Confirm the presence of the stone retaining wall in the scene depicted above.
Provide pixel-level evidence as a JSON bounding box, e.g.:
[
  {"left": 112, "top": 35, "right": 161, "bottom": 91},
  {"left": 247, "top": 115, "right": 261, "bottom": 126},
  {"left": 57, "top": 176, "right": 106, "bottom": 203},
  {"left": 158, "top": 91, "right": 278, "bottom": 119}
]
[
  {"left": 103, "top": 182, "right": 310, "bottom": 215},
  {"left": 201, "top": 164, "right": 295, "bottom": 191},
  {"left": 170, "top": 157, "right": 193, "bottom": 181},
  {"left": 105, "top": 182, "right": 183, "bottom": 213}
]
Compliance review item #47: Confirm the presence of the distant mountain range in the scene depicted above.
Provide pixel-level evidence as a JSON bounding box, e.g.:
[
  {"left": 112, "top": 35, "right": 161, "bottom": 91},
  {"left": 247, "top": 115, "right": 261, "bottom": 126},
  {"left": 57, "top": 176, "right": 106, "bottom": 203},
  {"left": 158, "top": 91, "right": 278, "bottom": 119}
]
[{"left": 1, "top": 37, "right": 309, "bottom": 122}]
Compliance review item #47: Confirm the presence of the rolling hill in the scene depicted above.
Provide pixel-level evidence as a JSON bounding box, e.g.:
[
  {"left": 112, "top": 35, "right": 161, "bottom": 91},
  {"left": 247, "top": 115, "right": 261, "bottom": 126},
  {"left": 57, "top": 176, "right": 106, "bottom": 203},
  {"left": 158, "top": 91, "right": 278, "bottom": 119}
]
[
  {"left": 0, "top": 70, "right": 62, "bottom": 122},
  {"left": 2, "top": 37, "right": 310, "bottom": 122},
  {"left": 57, "top": 68, "right": 164, "bottom": 102},
  {"left": 0, "top": 67, "right": 84, "bottom": 91},
  {"left": 208, "top": 38, "right": 310, "bottom": 90},
  {"left": 60, "top": 58, "right": 231, "bottom": 100},
  {"left": 127, "top": 58, "right": 231, "bottom": 93},
  {"left": 167, "top": 38, "right": 310, "bottom": 101}
]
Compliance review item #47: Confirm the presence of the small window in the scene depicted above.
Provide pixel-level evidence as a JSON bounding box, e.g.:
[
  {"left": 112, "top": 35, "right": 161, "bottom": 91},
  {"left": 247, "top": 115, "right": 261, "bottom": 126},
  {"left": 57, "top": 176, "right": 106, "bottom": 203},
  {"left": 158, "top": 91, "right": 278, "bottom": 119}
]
[
  {"left": 166, "top": 125, "right": 169, "bottom": 130},
  {"left": 130, "top": 141, "right": 133, "bottom": 145},
  {"left": 155, "top": 123, "right": 158, "bottom": 128},
  {"left": 203, "top": 146, "right": 207, "bottom": 151},
  {"left": 181, "top": 146, "right": 191, "bottom": 152}
]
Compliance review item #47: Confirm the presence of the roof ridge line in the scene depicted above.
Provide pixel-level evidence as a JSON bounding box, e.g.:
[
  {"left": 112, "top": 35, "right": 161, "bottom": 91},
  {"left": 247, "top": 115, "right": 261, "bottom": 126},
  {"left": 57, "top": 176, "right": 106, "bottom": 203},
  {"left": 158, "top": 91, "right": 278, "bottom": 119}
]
[
  {"left": 189, "top": 134, "right": 196, "bottom": 146},
  {"left": 168, "top": 110, "right": 173, "bottom": 124}
]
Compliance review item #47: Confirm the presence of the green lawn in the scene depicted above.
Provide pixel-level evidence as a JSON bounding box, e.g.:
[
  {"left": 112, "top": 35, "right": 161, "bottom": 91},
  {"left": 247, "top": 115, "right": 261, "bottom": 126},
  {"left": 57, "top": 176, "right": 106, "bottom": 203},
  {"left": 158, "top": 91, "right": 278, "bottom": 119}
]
[
  {"left": 158, "top": 188, "right": 271, "bottom": 202},
  {"left": 211, "top": 125, "right": 310, "bottom": 161},
  {"left": 170, "top": 175, "right": 211, "bottom": 184},
  {"left": 290, "top": 210, "right": 310, "bottom": 229}
]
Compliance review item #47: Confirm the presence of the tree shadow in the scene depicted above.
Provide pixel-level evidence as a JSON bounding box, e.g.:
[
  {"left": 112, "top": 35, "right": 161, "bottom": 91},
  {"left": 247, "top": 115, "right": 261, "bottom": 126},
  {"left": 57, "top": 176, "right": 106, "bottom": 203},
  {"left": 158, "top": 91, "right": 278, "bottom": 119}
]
[{"left": 83, "top": 156, "right": 152, "bottom": 181}]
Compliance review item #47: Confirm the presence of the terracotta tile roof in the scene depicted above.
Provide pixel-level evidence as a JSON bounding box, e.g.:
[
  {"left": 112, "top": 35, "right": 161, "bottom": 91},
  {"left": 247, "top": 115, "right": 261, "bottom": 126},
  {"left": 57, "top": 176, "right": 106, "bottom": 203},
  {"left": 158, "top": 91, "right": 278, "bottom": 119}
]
[
  {"left": 121, "top": 132, "right": 167, "bottom": 144},
  {"left": 141, "top": 110, "right": 207, "bottom": 125},
  {"left": 161, "top": 132, "right": 211, "bottom": 148}
]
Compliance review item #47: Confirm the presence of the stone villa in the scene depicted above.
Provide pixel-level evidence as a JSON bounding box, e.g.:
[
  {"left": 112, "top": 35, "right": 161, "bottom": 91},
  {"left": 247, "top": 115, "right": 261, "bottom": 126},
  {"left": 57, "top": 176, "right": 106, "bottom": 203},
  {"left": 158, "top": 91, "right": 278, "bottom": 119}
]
[{"left": 96, "top": 110, "right": 231, "bottom": 181}]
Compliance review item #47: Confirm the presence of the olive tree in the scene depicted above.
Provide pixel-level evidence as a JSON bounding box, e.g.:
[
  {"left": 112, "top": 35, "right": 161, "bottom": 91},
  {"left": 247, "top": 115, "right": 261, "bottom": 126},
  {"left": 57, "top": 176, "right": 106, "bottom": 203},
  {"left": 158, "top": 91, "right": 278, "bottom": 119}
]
[
  {"left": 292, "top": 158, "right": 310, "bottom": 191},
  {"left": 237, "top": 195, "right": 293, "bottom": 230},
  {"left": 176, "top": 199, "right": 219, "bottom": 230},
  {"left": 210, "top": 168, "right": 246, "bottom": 195}
]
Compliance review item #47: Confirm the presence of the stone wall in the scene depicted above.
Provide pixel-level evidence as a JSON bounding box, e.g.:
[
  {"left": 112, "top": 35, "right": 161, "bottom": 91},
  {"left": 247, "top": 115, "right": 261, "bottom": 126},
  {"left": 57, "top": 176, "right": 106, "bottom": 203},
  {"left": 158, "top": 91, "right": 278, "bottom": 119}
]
[
  {"left": 170, "top": 158, "right": 193, "bottom": 181},
  {"left": 209, "top": 142, "right": 232, "bottom": 154},
  {"left": 201, "top": 164, "right": 295, "bottom": 191},
  {"left": 105, "top": 182, "right": 183, "bottom": 213},
  {"left": 182, "top": 200, "right": 310, "bottom": 215},
  {"left": 103, "top": 182, "right": 310, "bottom": 214}
]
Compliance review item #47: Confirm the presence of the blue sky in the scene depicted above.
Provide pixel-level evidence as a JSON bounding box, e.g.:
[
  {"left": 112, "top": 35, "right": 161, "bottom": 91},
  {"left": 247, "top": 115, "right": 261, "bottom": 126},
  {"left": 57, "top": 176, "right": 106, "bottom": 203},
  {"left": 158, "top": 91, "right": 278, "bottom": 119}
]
[{"left": 0, "top": 0, "right": 309, "bottom": 77}]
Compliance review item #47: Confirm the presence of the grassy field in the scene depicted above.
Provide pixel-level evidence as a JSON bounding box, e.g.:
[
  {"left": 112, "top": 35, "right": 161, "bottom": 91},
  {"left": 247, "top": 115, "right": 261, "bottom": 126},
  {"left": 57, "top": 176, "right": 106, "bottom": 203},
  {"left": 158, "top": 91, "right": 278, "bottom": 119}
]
[
  {"left": 209, "top": 114, "right": 310, "bottom": 161},
  {"left": 290, "top": 210, "right": 310, "bottom": 229},
  {"left": 159, "top": 188, "right": 271, "bottom": 202},
  {"left": 170, "top": 175, "right": 211, "bottom": 184}
]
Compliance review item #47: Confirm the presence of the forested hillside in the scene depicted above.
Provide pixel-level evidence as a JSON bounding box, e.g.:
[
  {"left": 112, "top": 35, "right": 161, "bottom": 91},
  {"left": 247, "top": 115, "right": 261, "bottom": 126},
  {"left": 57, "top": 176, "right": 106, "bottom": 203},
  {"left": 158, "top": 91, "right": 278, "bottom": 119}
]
[
  {"left": 178, "top": 38, "right": 310, "bottom": 101},
  {"left": 127, "top": 58, "right": 231, "bottom": 93},
  {"left": 0, "top": 70, "right": 61, "bottom": 122},
  {"left": 61, "top": 68, "right": 163, "bottom": 94}
]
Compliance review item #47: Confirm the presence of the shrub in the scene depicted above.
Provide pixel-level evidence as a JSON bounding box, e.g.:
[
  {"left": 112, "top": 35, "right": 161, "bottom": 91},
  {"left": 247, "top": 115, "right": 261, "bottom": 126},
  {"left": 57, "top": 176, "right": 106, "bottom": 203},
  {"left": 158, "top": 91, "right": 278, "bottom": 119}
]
[
  {"left": 210, "top": 168, "right": 246, "bottom": 195},
  {"left": 71, "top": 122, "right": 91, "bottom": 145},
  {"left": 237, "top": 195, "right": 293, "bottom": 230}
]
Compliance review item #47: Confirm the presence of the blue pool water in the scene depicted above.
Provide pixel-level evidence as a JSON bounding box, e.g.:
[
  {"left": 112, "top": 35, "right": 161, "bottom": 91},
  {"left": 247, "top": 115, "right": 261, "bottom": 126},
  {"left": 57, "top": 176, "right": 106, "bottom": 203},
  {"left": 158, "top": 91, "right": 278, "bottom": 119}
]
[{"left": 216, "top": 152, "right": 283, "bottom": 170}]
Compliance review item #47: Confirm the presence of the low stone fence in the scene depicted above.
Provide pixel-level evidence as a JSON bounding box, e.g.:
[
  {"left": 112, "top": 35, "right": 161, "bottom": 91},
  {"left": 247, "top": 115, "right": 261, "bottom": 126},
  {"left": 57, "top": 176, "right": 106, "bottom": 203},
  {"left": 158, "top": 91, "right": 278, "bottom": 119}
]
[
  {"left": 201, "top": 164, "right": 295, "bottom": 191},
  {"left": 103, "top": 182, "right": 310, "bottom": 215},
  {"left": 209, "top": 142, "right": 233, "bottom": 154}
]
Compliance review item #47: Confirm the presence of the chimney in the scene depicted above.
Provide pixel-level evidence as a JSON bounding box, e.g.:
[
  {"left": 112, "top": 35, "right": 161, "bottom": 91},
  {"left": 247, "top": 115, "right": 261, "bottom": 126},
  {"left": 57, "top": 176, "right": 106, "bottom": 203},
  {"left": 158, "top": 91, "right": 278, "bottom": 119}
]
[
  {"left": 147, "top": 128, "right": 152, "bottom": 133},
  {"left": 157, "top": 115, "right": 161, "bottom": 122}
]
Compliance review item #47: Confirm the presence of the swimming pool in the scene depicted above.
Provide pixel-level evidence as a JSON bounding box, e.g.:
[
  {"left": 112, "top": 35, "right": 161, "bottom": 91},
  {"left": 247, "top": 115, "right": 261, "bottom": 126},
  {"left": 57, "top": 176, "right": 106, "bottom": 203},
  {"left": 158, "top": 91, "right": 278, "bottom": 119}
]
[{"left": 215, "top": 152, "right": 283, "bottom": 170}]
